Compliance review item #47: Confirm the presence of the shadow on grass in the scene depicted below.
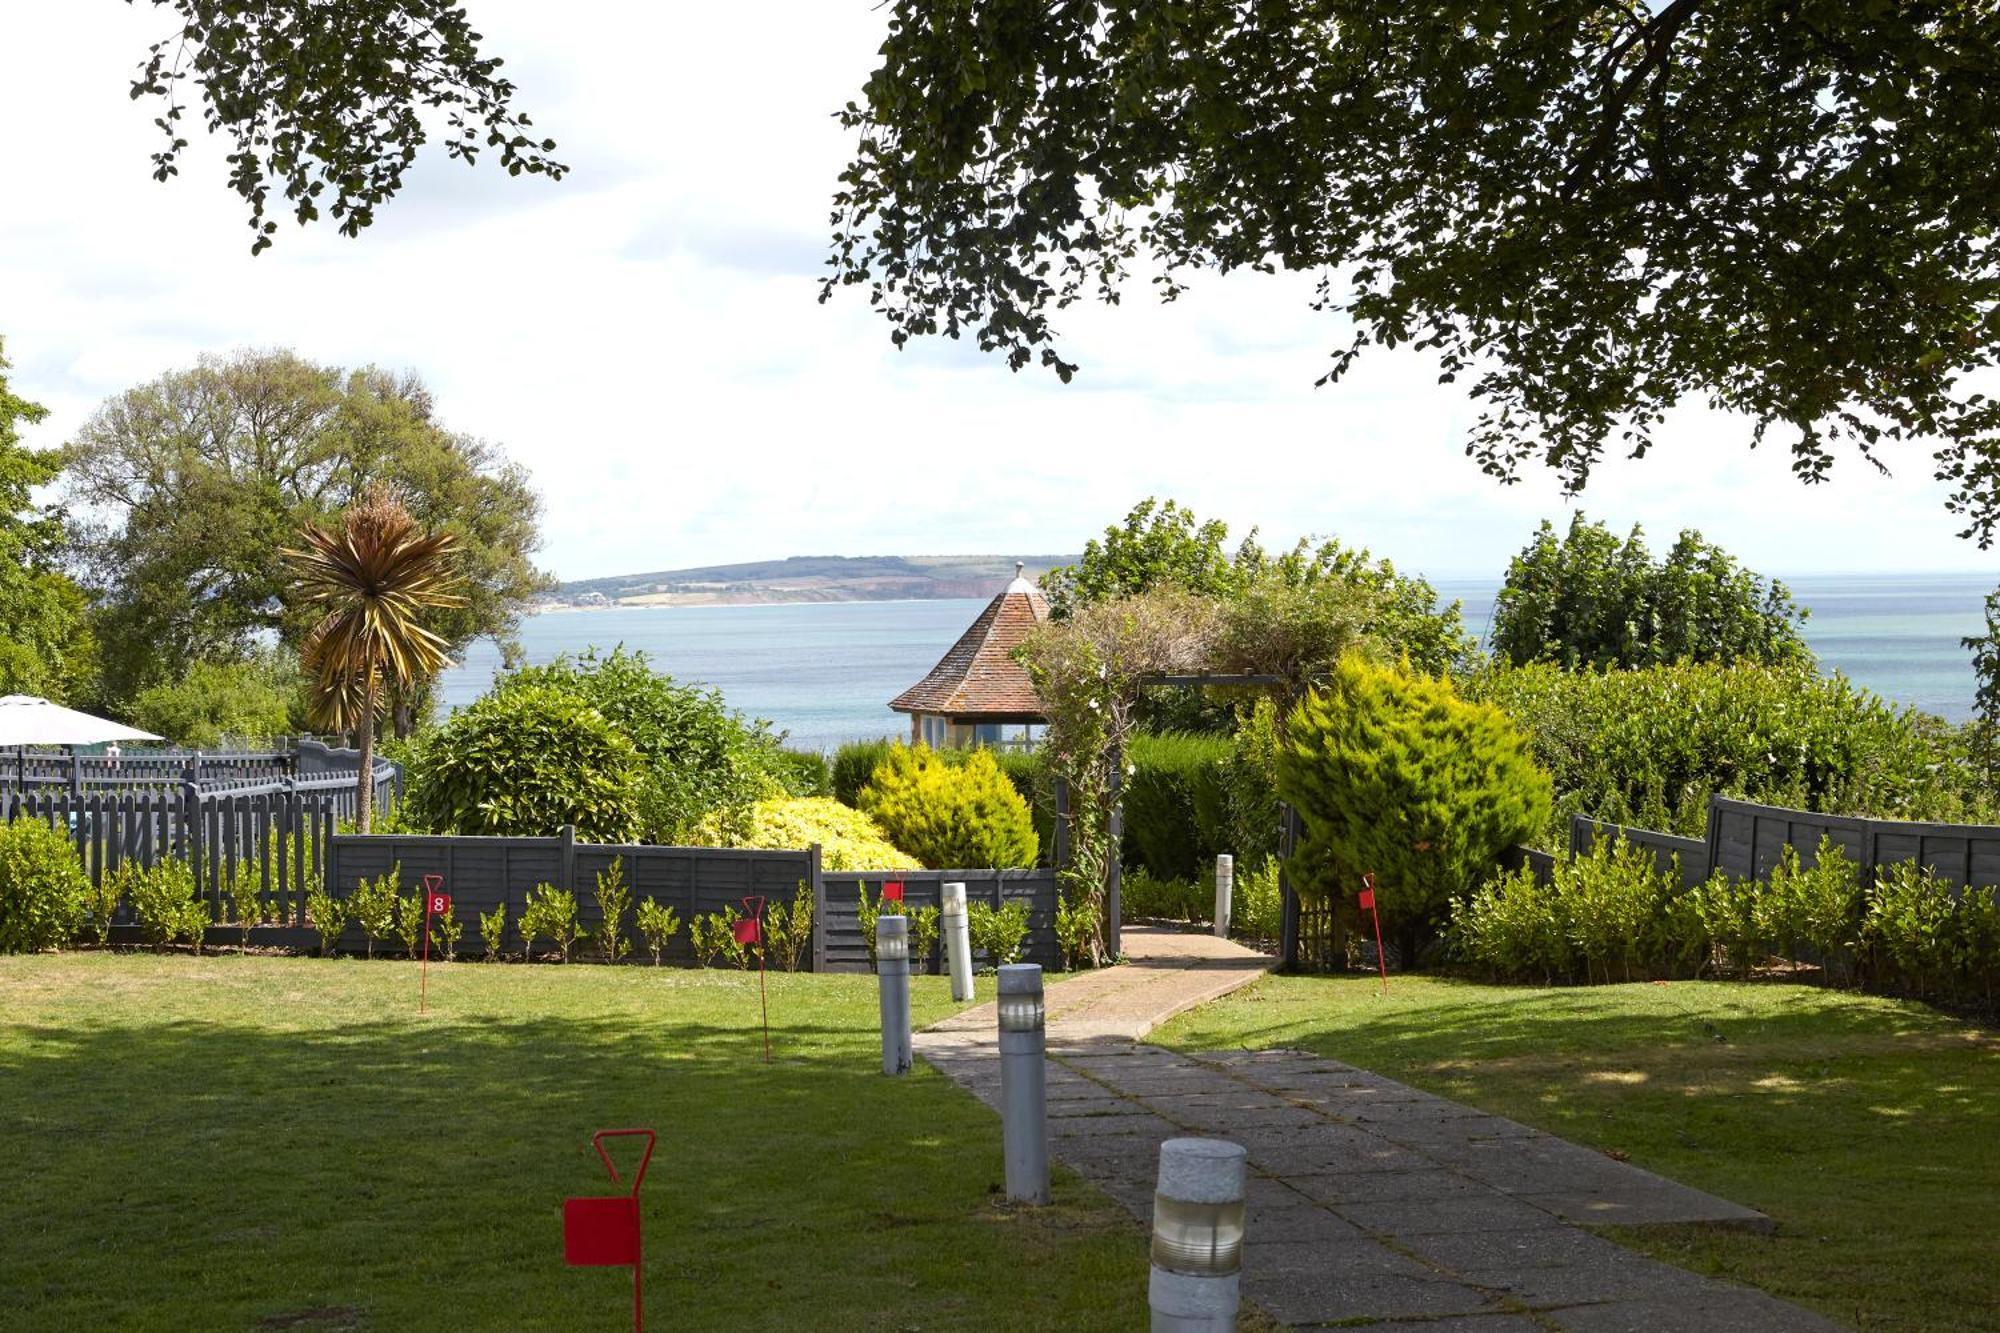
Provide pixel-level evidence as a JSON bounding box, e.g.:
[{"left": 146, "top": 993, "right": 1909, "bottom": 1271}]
[{"left": 0, "top": 1006, "right": 1145, "bottom": 1331}]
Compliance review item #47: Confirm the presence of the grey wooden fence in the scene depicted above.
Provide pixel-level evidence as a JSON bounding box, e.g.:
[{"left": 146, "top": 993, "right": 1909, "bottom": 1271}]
[
  {"left": 816, "top": 868, "right": 1062, "bottom": 973},
  {"left": 1706, "top": 796, "right": 2000, "bottom": 888},
  {"left": 1569, "top": 817, "right": 1711, "bottom": 888},
  {"left": 322, "top": 832, "right": 819, "bottom": 961}
]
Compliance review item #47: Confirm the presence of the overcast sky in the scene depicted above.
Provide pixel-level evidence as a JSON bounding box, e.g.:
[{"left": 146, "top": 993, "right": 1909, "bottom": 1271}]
[{"left": 1, "top": 2, "right": 1994, "bottom": 584}]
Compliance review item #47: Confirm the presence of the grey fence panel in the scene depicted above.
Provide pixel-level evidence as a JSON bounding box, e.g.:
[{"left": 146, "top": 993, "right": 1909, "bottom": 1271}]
[
  {"left": 1568, "top": 817, "right": 1711, "bottom": 888},
  {"left": 1704, "top": 796, "right": 2000, "bottom": 890},
  {"left": 1497, "top": 844, "right": 1557, "bottom": 887},
  {"left": 817, "top": 868, "right": 1061, "bottom": 973},
  {"left": 321, "top": 834, "right": 814, "bottom": 959}
]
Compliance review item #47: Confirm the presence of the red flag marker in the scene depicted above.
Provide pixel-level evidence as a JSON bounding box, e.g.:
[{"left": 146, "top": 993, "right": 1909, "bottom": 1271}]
[
  {"left": 564, "top": 1128, "right": 655, "bottom": 1332},
  {"left": 882, "top": 881, "right": 904, "bottom": 903},
  {"left": 740, "top": 895, "right": 769, "bottom": 1062},
  {"left": 1361, "top": 873, "right": 1388, "bottom": 996},
  {"left": 419, "top": 874, "right": 449, "bottom": 1013}
]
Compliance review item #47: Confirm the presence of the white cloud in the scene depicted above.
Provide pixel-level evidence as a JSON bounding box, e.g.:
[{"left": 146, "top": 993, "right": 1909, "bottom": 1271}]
[{"left": 1, "top": 1, "right": 1994, "bottom": 586}]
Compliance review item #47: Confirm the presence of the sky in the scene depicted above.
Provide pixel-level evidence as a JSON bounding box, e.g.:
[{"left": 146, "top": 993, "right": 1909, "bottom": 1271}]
[{"left": 1, "top": 3, "right": 1994, "bottom": 586}]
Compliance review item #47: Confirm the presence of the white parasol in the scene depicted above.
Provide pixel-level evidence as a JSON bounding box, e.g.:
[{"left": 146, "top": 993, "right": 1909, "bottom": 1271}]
[{"left": 0, "top": 695, "right": 163, "bottom": 748}]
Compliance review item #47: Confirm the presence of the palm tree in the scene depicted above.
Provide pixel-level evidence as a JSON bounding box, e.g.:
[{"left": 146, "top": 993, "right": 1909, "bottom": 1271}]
[{"left": 283, "top": 485, "right": 463, "bottom": 831}]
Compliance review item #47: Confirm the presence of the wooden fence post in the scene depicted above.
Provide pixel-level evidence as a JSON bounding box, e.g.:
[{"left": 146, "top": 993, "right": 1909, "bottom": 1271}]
[
  {"left": 1278, "top": 802, "right": 1300, "bottom": 971},
  {"left": 1053, "top": 777, "right": 1071, "bottom": 871},
  {"left": 1105, "top": 752, "right": 1123, "bottom": 960},
  {"left": 559, "top": 824, "right": 577, "bottom": 894},
  {"left": 181, "top": 765, "right": 205, "bottom": 907}
]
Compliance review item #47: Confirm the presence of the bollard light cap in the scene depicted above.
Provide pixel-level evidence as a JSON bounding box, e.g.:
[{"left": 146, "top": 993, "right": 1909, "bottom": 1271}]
[
  {"left": 1154, "top": 1138, "right": 1248, "bottom": 1204},
  {"left": 941, "top": 882, "right": 967, "bottom": 912},
  {"left": 996, "top": 963, "right": 1044, "bottom": 1032},
  {"left": 876, "top": 913, "right": 908, "bottom": 962}
]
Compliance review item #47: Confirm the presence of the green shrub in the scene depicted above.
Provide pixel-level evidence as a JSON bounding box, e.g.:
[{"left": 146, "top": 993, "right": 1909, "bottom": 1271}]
[
  {"left": 856, "top": 882, "right": 895, "bottom": 966},
  {"left": 1279, "top": 658, "right": 1550, "bottom": 943},
  {"left": 635, "top": 899, "right": 682, "bottom": 965},
  {"left": 479, "top": 903, "right": 509, "bottom": 961},
  {"left": 84, "top": 863, "right": 125, "bottom": 947},
  {"left": 1232, "top": 857, "right": 1282, "bottom": 944},
  {"left": 968, "top": 899, "right": 1031, "bottom": 969},
  {"left": 499, "top": 648, "right": 789, "bottom": 842},
  {"left": 1055, "top": 890, "right": 1096, "bottom": 970},
  {"left": 128, "top": 858, "right": 195, "bottom": 951},
  {"left": 763, "top": 882, "right": 814, "bottom": 972},
  {"left": 593, "top": 858, "right": 632, "bottom": 963},
  {"left": 520, "top": 883, "right": 580, "bottom": 962},
  {"left": 126, "top": 649, "right": 302, "bottom": 748},
  {"left": 716, "top": 907, "right": 753, "bottom": 969},
  {"left": 1120, "top": 867, "right": 1208, "bottom": 923},
  {"left": 1122, "top": 731, "right": 1232, "bottom": 881},
  {"left": 430, "top": 905, "right": 463, "bottom": 961},
  {"left": 832, "top": 738, "right": 900, "bottom": 806},
  {"left": 393, "top": 889, "right": 426, "bottom": 957},
  {"left": 1757, "top": 839, "right": 1866, "bottom": 982},
  {"left": 769, "top": 749, "right": 833, "bottom": 798},
  {"left": 0, "top": 818, "right": 87, "bottom": 953},
  {"left": 350, "top": 867, "right": 400, "bottom": 958},
  {"left": 694, "top": 797, "right": 919, "bottom": 872},
  {"left": 1687, "top": 870, "right": 1762, "bottom": 978},
  {"left": 1451, "top": 837, "right": 1688, "bottom": 983},
  {"left": 306, "top": 881, "right": 348, "bottom": 956},
  {"left": 1221, "top": 701, "right": 1284, "bottom": 868},
  {"left": 1865, "top": 862, "right": 2000, "bottom": 1002},
  {"left": 857, "top": 745, "right": 1039, "bottom": 869},
  {"left": 688, "top": 911, "right": 730, "bottom": 967},
  {"left": 906, "top": 904, "right": 940, "bottom": 972},
  {"left": 230, "top": 870, "right": 264, "bottom": 950},
  {"left": 408, "top": 685, "right": 645, "bottom": 841},
  {"left": 1466, "top": 660, "right": 1993, "bottom": 848}
]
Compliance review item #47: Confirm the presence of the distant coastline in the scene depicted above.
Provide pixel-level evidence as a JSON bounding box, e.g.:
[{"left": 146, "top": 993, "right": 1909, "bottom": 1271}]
[{"left": 546, "top": 552, "right": 1079, "bottom": 612}]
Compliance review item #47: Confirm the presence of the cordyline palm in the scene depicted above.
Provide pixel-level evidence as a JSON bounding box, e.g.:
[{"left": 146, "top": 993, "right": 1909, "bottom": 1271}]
[{"left": 284, "top": 486, "right": 463, "bottom": 831}]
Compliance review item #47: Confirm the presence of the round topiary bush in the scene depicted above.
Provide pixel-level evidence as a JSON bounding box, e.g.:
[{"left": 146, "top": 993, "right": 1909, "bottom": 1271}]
[
  {"left": 692, "top": 796, "right": 920, "bottom": 871},
  {"left": 407, "top": 686, "right": 646, "bottom": 841},
  {"left": 0, "top": 818, "right": 88, "bottom": 953},
  {"left": 857, "top": 744, "right": 1040, "bottom": 870}
]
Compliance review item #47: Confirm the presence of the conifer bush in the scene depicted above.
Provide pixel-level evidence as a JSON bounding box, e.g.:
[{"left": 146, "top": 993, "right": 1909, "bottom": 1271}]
[
  {"left": 1278, "top": 658, "right": 1550, "bottom": 943},
  {"left": 856, "top": 744, "right": 1038, "bottom": 870}
]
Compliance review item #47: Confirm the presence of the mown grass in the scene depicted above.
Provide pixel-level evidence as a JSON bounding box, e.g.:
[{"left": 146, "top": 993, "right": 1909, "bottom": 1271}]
[
  {"left": 0, "top": 954, "right": 1152, "bottom": 1331},
  {"left": 1154, "top": 973, "right": 2000, "bottom": 1332}
]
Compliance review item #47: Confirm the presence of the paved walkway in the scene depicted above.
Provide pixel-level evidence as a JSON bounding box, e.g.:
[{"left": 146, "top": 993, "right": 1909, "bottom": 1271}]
[{"left": 917, "top": 927, "right": 1835, "bottom": 1331}]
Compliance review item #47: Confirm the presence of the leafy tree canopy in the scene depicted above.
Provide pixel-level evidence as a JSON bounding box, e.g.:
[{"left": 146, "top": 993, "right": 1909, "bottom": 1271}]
[
  {"left": 828, "top": 5, "right": 2000, "bottom": 542},
  {"left": 126, "top": 648, "right": 303, "bottom": 748},
  {"left": 0, "top": 337, "right": 97, "bottom": 704},
  {"left": 1047, "top": 498, "right": 1471, "bottom": 676},
  {"left": 127, "top": 0, "right": 562, "bottom": 253},
  {"left": 1490, "top": 513, "right": 1810, "bottom": 671},
  {"left": 65, "top": 349, "right": 548, "bottom": 707}
]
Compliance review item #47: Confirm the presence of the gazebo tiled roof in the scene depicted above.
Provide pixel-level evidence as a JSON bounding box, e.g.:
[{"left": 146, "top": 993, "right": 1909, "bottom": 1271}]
[{"left": 889, "top": 565, "right": 1050, "bottom": 720}]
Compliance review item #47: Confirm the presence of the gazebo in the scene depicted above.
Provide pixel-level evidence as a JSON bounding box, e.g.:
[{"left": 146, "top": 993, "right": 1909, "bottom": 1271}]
[{"left": 890, "top": 564, "right": 1049, "bottom": 749}]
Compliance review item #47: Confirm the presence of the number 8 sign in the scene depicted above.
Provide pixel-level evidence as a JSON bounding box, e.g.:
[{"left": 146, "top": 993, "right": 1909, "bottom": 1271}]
[{"left": 428, "top": 890, "right": 451, "bottom": 915}]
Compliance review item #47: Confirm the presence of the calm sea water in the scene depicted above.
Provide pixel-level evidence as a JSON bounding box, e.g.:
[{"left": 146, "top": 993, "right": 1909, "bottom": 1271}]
[{"left": 436, "top": 574, "right": 1998, "bottom": 751}]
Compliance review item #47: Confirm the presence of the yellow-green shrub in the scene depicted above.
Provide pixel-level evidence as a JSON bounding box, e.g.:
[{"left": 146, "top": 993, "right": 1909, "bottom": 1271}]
[
  {"left": 1279, "top": 658, "right": 1550, "bottom": 942},
  {"left": 0, "top": 819, "right": 86, "bottom": 953},
  {"left": 857, "top": 745, "right": 1038, "bottom": 869},
  {"left": 693, "top": 797, "right": 919, "bottom": 872}
]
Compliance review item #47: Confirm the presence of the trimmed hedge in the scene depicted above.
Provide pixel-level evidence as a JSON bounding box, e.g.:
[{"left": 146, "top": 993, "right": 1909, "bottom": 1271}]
[
  {"left": 692, "top": 796, "right": 919, "bottom": 872},
  {"left": 1122, "top": 732, "right": 1231, "bottom": 882}
]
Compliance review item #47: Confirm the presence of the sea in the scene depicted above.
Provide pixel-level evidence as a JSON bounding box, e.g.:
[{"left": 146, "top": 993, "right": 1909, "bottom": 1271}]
[{"left": 435, "top": 573, "right": 1998, "bottom": 753}]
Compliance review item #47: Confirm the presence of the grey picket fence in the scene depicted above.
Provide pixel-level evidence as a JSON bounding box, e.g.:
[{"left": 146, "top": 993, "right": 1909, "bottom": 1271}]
[{"left": 1569, "top": 817, "right": 1711, "bottom": 888}]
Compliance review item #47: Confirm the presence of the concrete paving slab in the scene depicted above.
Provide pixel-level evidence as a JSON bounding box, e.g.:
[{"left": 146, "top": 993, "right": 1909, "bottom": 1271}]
[{"left": 911, "top": 927, "right": 1810, "bottom": 1329}]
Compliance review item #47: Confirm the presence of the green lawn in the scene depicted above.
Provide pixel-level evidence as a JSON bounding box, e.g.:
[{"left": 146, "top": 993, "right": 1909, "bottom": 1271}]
[
  {"left": 1153, "top": 973, "right": 2000, "bottom": 1333},
  {"left": 0, "top": 954, "right": 1152, "bottom": 1331}
]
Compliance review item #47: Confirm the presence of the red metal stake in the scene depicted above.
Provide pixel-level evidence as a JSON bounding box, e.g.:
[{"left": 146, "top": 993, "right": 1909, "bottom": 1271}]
[
  {"left": 739, "top": 896, "right": 769, "bottom": 1062},
  {"left": 1360, "top": 874, "right": 1388, "bottom": 997},
  {"left": 419, "top": 874, "right": 446, "bottom": 1014},
  {"left": 565, "top": 1128, "right": 655, "bottom": 1333}
]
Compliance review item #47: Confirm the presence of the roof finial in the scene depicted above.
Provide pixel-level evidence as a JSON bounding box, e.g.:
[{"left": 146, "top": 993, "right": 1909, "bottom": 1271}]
[{"left": 1016, "top": 561, "right": 1025, "bottom": 579}]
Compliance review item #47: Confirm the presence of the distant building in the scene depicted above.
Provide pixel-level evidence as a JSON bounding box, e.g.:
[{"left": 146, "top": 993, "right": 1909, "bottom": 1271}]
[
  {"left": 889, "top": 563, "right": 1049, "bottom": 749},
  {"left": 574, "top": 591, "right": 611, "bottom": 607}
]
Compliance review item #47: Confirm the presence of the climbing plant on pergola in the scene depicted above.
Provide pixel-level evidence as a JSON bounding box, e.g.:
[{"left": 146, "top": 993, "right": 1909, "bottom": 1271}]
[{"left": 1017, "top": 578, "right": 1388, "bottom": 964}]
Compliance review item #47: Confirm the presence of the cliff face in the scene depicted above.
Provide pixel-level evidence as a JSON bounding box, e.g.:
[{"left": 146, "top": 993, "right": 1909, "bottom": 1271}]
[{"left": 551, "top": 555, "right": 1077, "bottom": 607}]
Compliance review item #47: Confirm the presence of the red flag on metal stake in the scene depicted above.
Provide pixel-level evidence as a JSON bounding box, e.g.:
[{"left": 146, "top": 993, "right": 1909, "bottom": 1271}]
[
  {"left": 419, "top": 874, "right": 447, "bottom": 1013},
  {"left": 882, "top": 881, "right": 904, "bottom": 903},
  {"left": 741, "top": 896, "right": 769, "bottom": 1062},
  {"left": 564, "top": 1128, "right": 655, "bottom": 1332},
  {"left": 1361, "top": 873, "right": 1388, "bottom": 996}
]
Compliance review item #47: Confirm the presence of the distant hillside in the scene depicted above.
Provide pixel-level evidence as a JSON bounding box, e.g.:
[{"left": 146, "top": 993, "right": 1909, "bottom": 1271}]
[{"left": 551, "top": 554, "right": 1077, "bottom": 608}]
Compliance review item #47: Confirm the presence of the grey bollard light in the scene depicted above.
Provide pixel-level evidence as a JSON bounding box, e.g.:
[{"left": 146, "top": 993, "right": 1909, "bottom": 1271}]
[
  {"left": 941, "top": 881, "right": 975, "bottom": 1002},
  {"left": 1149, "top": 1138, "right": 1248, "bottom": 1332},
  {"left": 997, "top": 963, "right": 1050, "bottom": 1205},
  {"left": 1212, "top": 855, "right": 1234, "bottom": 939},
  {"left": 877, "top": 914, "right": 913, "bottom": 1076}
]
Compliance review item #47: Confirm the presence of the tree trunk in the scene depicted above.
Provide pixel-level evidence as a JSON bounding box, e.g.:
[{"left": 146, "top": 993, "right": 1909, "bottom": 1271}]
[{"left": 356, "top": 647, "right": 377, "bottom": 834}]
